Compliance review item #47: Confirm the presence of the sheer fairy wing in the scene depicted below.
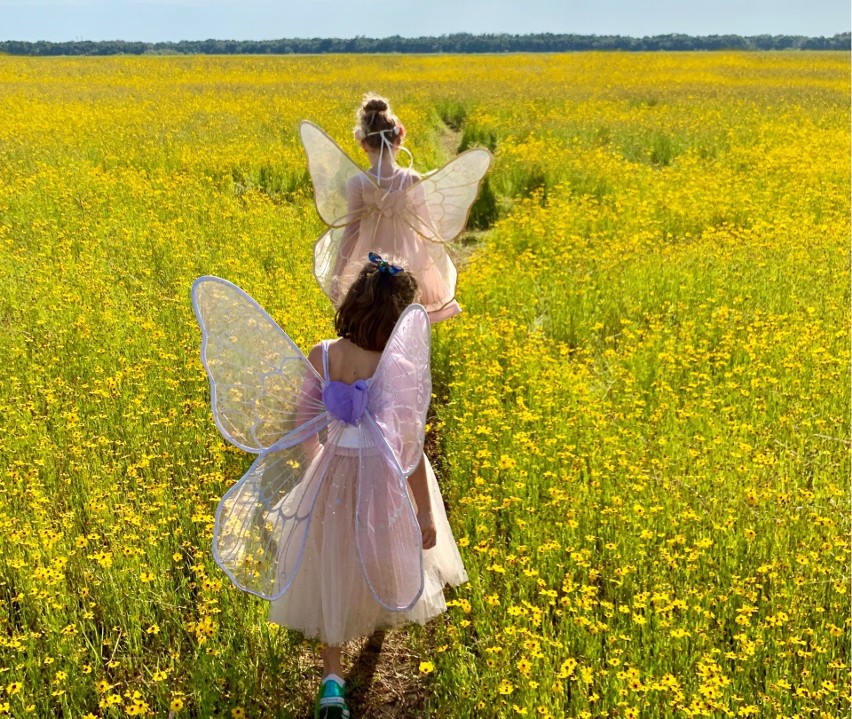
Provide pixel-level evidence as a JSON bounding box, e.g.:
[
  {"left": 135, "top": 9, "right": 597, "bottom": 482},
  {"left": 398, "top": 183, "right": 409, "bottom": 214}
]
[
  {"left": 213, "top": 424, "right": 343, "bottom": 599},
  {"left": 300, "top": 120, "right": 372, "bottom": 227},
  {"left": 313, "top": 225, "right": 371, "bottom": 305},
  {"left": 192, "top": 276, "right": 328, "bottom": 453},
  {"left": 194, "top": 275, "right": 339, "bottom": 599},
  {"left": 404, "top": 148, "right": 492, "bottom": 242},
  {"left": 353, "top": 304, "right": 432, "bottom": 611},
  {"left": 368, "top": 304, "right": 432, "bottom": 475}
]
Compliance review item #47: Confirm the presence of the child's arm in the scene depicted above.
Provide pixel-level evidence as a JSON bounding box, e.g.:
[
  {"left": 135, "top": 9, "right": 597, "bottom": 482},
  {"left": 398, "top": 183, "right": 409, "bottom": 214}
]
[{"left": 408, "top": 454, "right": 436, "bottom": 550}]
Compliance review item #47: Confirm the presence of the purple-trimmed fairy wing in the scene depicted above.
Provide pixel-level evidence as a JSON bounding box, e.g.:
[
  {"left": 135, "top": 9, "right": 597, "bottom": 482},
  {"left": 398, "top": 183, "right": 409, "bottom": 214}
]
[
  {"left": 367, "top": 304, "right": 432, "bottom": 475},
  {"left": 211, "top": 435, "right": 339, "bottom": 599},
  {"left": 191, "top": 276, "right": 329, "bottom": 453},
  {"left": 357, "top": 304, "right": 431, "bottom": 611},
  {"left": 193, "top": 276, "right": 334, "bottom": 598}
]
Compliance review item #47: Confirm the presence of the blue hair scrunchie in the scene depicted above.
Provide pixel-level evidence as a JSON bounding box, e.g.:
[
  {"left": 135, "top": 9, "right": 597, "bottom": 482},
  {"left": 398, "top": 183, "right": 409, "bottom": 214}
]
[{"left": 368, "top": 251, "right": 403, "bottom": 276}]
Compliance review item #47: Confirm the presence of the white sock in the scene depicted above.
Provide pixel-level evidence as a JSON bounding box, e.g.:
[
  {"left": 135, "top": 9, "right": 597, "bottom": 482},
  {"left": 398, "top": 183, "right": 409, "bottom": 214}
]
[{"left": 323, "top": 673, "right": 345, "bottom": 688}]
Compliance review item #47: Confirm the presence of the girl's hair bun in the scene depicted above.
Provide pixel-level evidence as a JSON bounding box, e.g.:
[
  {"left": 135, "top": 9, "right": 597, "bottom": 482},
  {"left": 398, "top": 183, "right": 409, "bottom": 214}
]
[
  {"left": 354, "top": 93, "right": 402, "bottom": 148},
  {"left": 362, "top": 97, "right": 388, "bottom": 114}
]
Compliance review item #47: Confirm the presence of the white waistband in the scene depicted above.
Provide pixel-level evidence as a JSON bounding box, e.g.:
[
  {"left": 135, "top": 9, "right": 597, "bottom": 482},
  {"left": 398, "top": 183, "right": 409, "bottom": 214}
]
[{"left": 337, "top": 424, "right": 374, "bottom": 449}]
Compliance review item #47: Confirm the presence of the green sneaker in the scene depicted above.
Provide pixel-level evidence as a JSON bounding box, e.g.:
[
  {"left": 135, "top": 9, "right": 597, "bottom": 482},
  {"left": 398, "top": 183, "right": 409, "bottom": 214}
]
[{"left": 314, "top": 677, "right": 350, "bottom": 719}]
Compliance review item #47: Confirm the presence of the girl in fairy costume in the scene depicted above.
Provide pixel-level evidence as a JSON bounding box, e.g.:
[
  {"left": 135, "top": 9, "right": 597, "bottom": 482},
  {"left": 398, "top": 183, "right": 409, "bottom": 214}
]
[
  {"left": 301, "top": 94, "right": 491, "bottom": 324},
  {"left": 192, "top": 254, "right": 467, "bottom": 719}
]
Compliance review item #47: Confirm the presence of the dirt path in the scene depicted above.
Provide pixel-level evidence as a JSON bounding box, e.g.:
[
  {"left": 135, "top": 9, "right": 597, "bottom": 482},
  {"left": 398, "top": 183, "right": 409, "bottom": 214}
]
[
  {"left": 295, "top": 629, "right": 431, "bottom": 718},
  {"left": 439, "top": 124, "right": 462, "bottom": 159}
]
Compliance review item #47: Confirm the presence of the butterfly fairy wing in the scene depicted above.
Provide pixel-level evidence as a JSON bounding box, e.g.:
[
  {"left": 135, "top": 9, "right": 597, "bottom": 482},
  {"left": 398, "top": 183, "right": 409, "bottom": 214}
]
[
  {"left": 368, "top": 304, "right": 432, "bottom": 475},
  {"left": 354, "top": 424, "right": 425, "bottom": 612},
  {"left": 192, "top": 276, "right": 329, "bottom": 453},
  {"left": 302, "top": 121, "right": 381, "bottom": 304},
  {"left": 402, "top": 148, "right": 492, "bottom": 243},
  {"left": 355, "top": 304, "right": 432, "bottom": 611},
  {"left": 193, "top": 276, "right": 339, "bottom": 598},
  {"left": 300, "top": 120, "right": 372, "bottom": 227}
]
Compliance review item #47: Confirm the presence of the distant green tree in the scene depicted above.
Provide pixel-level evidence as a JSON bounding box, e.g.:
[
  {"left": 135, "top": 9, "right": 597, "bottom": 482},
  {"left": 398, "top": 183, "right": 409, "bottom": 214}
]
[{"left": 1, "top": 32, "right": 849, "bottom": 56}]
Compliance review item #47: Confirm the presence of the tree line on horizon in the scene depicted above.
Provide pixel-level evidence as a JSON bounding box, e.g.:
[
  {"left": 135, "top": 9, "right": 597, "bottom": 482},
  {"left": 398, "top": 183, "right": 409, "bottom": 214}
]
[{"left": 0, "top": 32, "right": 849, "bottom": 56}]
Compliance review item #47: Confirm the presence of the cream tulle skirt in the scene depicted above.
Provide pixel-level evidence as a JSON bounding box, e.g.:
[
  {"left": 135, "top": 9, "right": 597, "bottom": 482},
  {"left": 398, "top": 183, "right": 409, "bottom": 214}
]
[{"left": 268, "top": 450, "right": 467, "bottom": 646}]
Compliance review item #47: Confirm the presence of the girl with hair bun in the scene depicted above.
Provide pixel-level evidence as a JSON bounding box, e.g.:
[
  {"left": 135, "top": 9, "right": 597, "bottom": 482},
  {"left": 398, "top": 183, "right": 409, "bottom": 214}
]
[{"left": 300, "top": 93, "right": 492, "bottom": 324}]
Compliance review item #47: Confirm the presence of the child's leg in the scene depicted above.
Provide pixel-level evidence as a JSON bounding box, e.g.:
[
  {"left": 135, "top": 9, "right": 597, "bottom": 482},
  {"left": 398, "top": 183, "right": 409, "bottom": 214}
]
[{"left": 321, "top": 644, "right": 343, "bottom": 678}]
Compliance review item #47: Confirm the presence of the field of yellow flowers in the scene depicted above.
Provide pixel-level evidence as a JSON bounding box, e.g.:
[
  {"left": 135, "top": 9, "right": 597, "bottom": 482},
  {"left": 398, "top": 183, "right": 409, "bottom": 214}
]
[{"left": 0, "top": 52, "right": 848, "bottom": 718}]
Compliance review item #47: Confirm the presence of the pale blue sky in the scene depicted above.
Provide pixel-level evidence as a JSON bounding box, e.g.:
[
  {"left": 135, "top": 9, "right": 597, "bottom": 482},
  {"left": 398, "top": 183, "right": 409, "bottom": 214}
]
[{"left": 1, "top": 0, "right": 848, "bottom": 43}]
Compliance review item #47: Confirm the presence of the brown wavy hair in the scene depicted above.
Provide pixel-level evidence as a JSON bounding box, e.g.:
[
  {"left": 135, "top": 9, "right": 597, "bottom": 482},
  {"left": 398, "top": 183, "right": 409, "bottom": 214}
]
[{"left": 334, "top": 259, "right": 418, "bottom": 352}]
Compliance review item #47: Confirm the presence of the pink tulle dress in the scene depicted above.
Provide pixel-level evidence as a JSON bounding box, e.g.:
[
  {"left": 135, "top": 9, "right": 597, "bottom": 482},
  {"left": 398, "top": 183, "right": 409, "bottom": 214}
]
[
  {"left": 329, "top": 168, "right": 462, "bottom": 323},
  {"left": 267, "top": 337, "right": 468, "bottom": 644}
]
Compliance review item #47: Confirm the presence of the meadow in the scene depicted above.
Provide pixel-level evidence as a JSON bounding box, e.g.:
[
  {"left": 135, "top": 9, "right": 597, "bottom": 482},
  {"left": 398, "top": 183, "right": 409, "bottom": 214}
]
[{"left": 0, "top": 52, "right": 848, "bottom": 718}]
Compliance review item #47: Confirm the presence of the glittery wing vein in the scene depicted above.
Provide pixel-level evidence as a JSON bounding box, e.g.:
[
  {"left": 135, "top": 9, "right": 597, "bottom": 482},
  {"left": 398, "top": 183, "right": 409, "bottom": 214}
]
[
  {"left": 191, "top": 275, "right": 327, "bottom": 452},
  {"left": 300, "top": 120, "right": 371, "bottom": 227}
]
